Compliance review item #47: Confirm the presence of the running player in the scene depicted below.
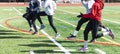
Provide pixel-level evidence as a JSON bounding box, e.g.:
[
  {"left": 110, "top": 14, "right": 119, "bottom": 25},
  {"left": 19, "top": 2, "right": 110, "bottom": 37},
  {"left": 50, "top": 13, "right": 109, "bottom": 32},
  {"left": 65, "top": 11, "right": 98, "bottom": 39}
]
[
  {"left": 77, "top": 0, "right": 114, "bottom": 52},
  {"left": 23, "top": 0, "right": 45, "bottom": 34},
  {"left": 67, "top": 0, "right": 113, "bottom": 43},
  {"left": 40, "top": 0, "right": 60, "bottom": 38}
]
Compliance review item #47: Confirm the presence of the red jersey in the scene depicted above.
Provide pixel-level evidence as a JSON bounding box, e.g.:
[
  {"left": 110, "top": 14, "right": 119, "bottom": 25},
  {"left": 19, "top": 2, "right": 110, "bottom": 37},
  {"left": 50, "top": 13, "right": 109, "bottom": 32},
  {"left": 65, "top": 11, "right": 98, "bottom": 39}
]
[{"left": 82, "top": 0, "right": 104, "bottom": 22}]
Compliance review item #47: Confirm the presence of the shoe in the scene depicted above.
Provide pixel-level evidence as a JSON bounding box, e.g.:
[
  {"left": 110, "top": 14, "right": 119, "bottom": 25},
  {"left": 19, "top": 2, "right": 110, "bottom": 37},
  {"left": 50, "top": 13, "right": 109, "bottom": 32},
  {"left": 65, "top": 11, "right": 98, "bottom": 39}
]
[
  {"left": 40, "top": 24, "right": 45, "bottom": 30},
  {"left": 32, "top": 32, "right": 38, "bottom": 35},
  {"left": 29, "top": 29, "right": 34, "bottom": 32},
  {"left": 67, "top": 34, "right": 76, "bottom": 40},
  {"left": 79, "top": 47, "right": 88, "bottom": 52},
  {"left": 55, "top": 33, "right": 60, "bottom": 38},
  {"left": 108, "top": 29, "right": 114, "bottom": 39}
]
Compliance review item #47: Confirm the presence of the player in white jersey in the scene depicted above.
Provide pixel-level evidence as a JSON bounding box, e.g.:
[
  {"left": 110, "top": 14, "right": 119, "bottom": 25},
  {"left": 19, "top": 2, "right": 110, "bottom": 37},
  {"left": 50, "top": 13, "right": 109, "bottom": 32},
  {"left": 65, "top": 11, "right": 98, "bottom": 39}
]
[
  {"left": 39, "top": 0, "right": 60, "bottom": 38},
  {"left": 81, "top": 0, "right": 94, "bottom": 14}
]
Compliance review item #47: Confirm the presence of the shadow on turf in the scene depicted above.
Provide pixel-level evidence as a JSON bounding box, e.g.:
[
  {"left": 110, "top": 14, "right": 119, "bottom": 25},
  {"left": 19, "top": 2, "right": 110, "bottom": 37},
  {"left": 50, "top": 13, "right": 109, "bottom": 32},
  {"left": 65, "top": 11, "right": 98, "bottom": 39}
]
[
  {"left": 0, "top": 30, "right": 17, "bottom": 32},
  {"left": 20, "top": 50, "right": 95, "bottom": 54},
  {"left": 0, "top": 30, "right": 28, "bottom": 35},
  {"left": 0, "top": 35, "right": 46, "bottom": 39},
  {"left": 0, "top": 36, "right": 22, "bottom": 39},
  {"left": 21, "top": 50, "right": 65, "bottom": 53},
  {"left": 19, "top": 43, "right": 57, "bottom": 47},
  {"left": 34, "top": 40, "right": 77, "bottom": 43}
]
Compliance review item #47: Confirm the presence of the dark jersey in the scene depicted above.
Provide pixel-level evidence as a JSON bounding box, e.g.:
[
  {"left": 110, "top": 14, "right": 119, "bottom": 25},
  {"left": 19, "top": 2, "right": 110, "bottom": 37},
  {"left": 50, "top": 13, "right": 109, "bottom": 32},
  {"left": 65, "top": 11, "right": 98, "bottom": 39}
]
[{"left": 29, "top": 1, "right": 39, "bottom": 12}]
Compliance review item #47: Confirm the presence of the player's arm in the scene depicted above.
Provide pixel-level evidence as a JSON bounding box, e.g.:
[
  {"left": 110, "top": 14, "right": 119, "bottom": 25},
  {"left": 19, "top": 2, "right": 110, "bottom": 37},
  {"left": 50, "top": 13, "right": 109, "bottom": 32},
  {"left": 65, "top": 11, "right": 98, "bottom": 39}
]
[{"left": 82, "top": 4, "right": 98, "bottom": 19}]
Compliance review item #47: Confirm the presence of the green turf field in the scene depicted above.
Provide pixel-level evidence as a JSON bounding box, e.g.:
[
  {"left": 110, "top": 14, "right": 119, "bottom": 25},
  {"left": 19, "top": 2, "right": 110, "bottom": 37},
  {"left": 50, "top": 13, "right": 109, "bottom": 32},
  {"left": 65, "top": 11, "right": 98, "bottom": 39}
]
[{"left": 0, "top": 5, "right": 120, "bottom": 54}]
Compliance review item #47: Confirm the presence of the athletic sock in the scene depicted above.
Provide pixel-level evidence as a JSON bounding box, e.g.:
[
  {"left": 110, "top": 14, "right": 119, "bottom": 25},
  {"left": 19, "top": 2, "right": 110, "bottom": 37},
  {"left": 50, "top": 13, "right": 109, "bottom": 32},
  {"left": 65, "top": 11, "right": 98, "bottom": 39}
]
[
  {"left": 30, "top": 27, "right": 33, "bottom": 30},
  {"left": 101, "top": 28, "right": 107, "bottom": 32},
  {"left": 84, "top": 41, "right": 88, "bottom": 48},
  {"left": 103, "top": 31, "right": 109, "bottom": 36},
  {"left": 73, "top": 30, "right": 78, "bottom": 36}
]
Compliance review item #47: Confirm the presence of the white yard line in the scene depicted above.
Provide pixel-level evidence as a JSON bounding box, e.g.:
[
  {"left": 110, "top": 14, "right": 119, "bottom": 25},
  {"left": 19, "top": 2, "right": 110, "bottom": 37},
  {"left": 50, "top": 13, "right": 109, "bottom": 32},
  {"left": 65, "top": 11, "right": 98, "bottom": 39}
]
[
  {"left": 54, "top": 17, "right": 76, "bottom": 27},
  {"left": 41, "top": 29, "right": 70, "bottom": 54},
  {"left": 13, "top": 7, "right": 23, "bottom": 15},
  {"left": 95, "top": 48, "right": 106, "bottom": 54},
  {"left": 57, "top": 9, "right": 120, "bottom": 25},
  {"left": 13, "top": 7, "right": 71, "bottom": 54}
]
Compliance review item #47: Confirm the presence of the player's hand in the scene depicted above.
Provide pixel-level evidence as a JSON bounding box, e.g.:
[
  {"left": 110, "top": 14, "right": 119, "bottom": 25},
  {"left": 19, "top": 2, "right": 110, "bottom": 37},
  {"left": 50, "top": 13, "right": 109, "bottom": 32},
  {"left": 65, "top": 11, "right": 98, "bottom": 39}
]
[{"left": 77, "top": 12, "right": 83, "bottom": 18}]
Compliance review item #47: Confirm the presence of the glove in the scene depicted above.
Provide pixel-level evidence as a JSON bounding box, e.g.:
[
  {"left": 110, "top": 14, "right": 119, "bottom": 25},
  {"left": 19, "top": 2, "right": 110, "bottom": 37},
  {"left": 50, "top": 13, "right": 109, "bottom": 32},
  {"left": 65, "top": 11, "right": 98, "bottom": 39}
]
[{"left": 77, "top": 12, "right": 83, "bottom": 18}]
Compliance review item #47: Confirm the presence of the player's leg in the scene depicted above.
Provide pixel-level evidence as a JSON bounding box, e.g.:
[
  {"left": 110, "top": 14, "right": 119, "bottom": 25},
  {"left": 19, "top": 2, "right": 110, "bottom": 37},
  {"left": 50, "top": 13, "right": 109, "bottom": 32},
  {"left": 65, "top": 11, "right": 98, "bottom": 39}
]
[
  {"left": 25, "top": 12, "right": 34, "bottom": 32},
  {"left": 47, "top": 15, "right": 60, "bottom": 38},
  {"left": 97, "top": 22, "right": 115, "bottom": 39},
  {"left": 89, "top": 20, "right": 99, "bottom": 43},
  {"left": 36, "top": 13, "right": 45, "bottom": 30},
  {"left": 79, "top": 20, "right": 92, "bottom": 52},
  {"left": 39, "top": 11, "right": 47, "bottom": 16},
  {"left": 95, "top": 29, "right": 114, "bottom": 39},
  {"left": 26, "top": 18, "right": 33, "bottom": 32},
  {"left": 67, "top": 18, "right": 89, "bottom": 40},
  {"left": 31, "top": 13, "right": 38, "bottom": 34}
]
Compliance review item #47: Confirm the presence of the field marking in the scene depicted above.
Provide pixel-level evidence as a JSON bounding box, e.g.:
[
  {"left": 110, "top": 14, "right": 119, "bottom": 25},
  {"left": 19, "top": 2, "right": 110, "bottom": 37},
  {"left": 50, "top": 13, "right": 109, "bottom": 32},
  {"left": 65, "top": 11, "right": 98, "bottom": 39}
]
[
  {"left": 13, "top": 7, "right": 71, "bottom": 54},
  {"left": 30, "top": 50, "right": 35, "bottom": 54},
  {"left": 40, "top": 29, "right": 70, "bottom": 54},
  {"left": 3, "top": 9, "right": 13, "bottom": 11},
  {"left": 12, "top": 7, "right": 23, "bottom": 15},
  {"left": 36, "top": 25, "right": 71, "bottom": 54},
  {"left": 95, "top": 48, "right": 106, "bottom": 54},
  {"left": 54, "top": 49, "right": 76, "bottom": 52},
  {"left": 56, "top": 9, "right": 120, "bottom": 44},
  {"left": 57, "top": 9, "right": 120, "bottom": 25},
  {"left": 4, "top": 18, "right": 45, "bottom": 36}
]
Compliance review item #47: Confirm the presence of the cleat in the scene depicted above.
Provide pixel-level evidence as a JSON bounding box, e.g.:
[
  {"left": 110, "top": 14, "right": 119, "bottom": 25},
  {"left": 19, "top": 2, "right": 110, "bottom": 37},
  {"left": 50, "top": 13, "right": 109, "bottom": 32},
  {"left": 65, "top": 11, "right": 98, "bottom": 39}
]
[
  {"left": 55, "top": 33, "right": 60, "bottom": 39},
  {"left": 29, "top": 29, "right": 34, "bottom": 32},
  {"left": 32, "top": 32, "right": 38, "bottom": 35},
  {"left": 108, "top": 29, "right": 114, "bottom": 39},
  {"left": 67, "top": 34, "right": 76, "bottom": 40},
  {"left": 40, "top": 24, "right": 45, "bottom": 30},
  {"left": 79, "top": 47, "right": 88, "bottom": 52}
]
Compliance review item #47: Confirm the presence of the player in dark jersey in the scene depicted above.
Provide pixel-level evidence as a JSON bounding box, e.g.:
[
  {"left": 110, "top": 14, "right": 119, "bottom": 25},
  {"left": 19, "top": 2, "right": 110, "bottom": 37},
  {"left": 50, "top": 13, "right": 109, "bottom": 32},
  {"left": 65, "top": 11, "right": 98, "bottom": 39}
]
[{"left": 23, "top": 0, "right": 45, "bottom": 34}]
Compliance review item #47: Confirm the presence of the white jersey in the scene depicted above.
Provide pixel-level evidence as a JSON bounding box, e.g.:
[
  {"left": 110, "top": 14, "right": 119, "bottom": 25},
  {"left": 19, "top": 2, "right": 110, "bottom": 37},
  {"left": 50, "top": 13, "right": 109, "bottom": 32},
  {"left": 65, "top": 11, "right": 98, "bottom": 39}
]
[
  {"left": 81, "top": 0, "right": 94, "bottom": 14},
  {"left": 42, "top": 0, "right": 57, "bottom": 15},
  {"left": 38, "top": 0, "right": 42, "bottom": 7}
]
